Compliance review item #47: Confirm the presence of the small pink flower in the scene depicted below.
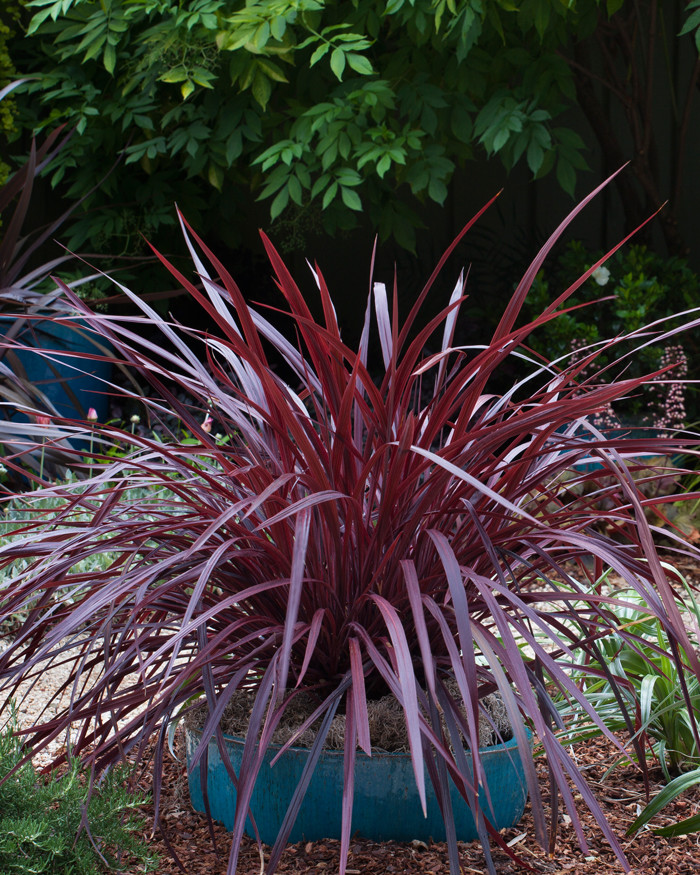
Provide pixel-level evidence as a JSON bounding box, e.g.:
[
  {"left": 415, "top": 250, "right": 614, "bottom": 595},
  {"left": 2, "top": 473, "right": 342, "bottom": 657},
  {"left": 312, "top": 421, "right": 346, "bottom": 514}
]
[
  {"left": 201, "top": 414, "right": 213, "bottom": 434},
  {"left": 87, "top": 408, "right": 98, "bottom": 421},
  {"left": 35, "top": 414, "right": 51, "bottom": 426}
]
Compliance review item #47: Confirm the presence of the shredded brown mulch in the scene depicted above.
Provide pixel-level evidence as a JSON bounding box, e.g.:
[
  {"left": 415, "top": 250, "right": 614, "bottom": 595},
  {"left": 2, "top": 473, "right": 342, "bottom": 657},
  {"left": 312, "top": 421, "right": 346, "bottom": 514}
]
[{"left": 122, "top": 731, "right": 700, "bottom": 875}]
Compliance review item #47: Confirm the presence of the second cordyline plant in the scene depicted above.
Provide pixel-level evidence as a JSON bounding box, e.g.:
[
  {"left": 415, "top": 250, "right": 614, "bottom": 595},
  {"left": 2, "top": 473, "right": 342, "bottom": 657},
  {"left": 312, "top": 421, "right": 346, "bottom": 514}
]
[{"left": 1, "top": 171, "right": 700, "bottom": 875}]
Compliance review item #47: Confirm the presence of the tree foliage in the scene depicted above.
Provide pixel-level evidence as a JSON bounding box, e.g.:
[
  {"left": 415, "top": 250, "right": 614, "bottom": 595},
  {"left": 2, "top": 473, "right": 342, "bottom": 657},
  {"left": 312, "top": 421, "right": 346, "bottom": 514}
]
[
  {"left": 9, "top": 0, "right": 700, "bottom": 252},
  {"left": 0, "top": 2, "right": 21, "bottom": 185},
  {"left": 6, "top": 0, "right": 595, "bottom": 252}
]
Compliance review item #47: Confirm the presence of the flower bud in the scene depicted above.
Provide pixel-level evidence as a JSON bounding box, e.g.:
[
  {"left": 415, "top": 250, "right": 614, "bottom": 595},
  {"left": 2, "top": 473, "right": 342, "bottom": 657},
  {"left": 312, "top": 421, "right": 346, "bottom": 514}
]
[
  {"left": 87, "top": 407, "right": 98, "bottom": 421},
  {"left": 202, "top": 414, "right": 213, "bottom": 434}
]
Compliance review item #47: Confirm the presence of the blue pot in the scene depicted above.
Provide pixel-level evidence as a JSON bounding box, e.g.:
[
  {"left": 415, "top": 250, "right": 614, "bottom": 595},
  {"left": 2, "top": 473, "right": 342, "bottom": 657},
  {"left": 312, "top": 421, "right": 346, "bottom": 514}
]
[
  {"left": 566, "top": 424, "right": 682, "bottom": 473},
  {"left": 186, "top": 725, "right": 531, "bottom": 845},
  {"left": 0, "top": 315, "right": 113, "bottom": 421}
]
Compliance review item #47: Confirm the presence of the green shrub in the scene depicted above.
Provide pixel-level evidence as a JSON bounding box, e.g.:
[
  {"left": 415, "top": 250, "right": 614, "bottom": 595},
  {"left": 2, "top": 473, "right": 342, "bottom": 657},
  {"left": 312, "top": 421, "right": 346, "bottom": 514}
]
[
  {"left": 0, "top": 707, "right": 158, "bottom": 874},
  {"left": 524, "top": 240, "right": 699, "bottom": 425},
  {"left": 11, "top": 0, "right": 594, "bottom": 254},
  {"left": 0, "top": 1, "right": 21, "bottom": 186}
]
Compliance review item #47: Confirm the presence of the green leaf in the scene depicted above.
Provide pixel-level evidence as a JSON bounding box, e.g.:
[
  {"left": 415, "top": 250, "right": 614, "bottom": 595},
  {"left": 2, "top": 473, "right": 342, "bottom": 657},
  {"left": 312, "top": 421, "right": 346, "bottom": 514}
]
[
  {"left": 607, "top": 0, "right": 625, "bottom": 13},
  {"left": 533, "top": 0, "right": 551, "bottom": 38},
  {"left": 296, "top": 165, "right": 311, "bottom": 188},
  {"left": 556, "top": 157, "right": 576, "bottom": 196},
  {"left": 309, "top": 43, "right": 330, "bottom": 67},
  {"left": 181, "top": 80, "right": 195, "bottom": 100},
  {"left": 270, "top": 187, "right": 290, "bottom": 220},
  {"left": 320, "top": 140, "right": 338, "bottom": 170},
  {"left": 335, "top": 167, "right": 362, "bottom": 185},
  {"left": 208, "top": 162, "right": 224, "bottom": 191},
  {"left": 270, "top": 16, "right": 286, "bottom": 41},
  {"left": 26, "top": 6, "right": 56, "bottom": 36},
  {"left": 82, "top": 34, "right": 107, "bottom": 62},
  {"left": 258, "top": 164, "right": 290, "bottom": 198},
  {"left": 252, "top": 72, "right": 272, "bottom": 110},
  {"left": 341, "top": 186, "right": 362, "bottom": 210},
  {"left": 103, "top": 43, "right": 116, "bottom": 74},
  {"left": 492, "top": 127, "right": 510, "bottom": 153},
  {"left": 451, "top": 109, "right": 472, "bottom": 144},
  {"left": 627, "top": 769, "right": 700, "bottom": 835},
  {"left": 346, "top": 53, "right": 374, "bottom": 76},
  {"left": 322, "top": 180, "right": 338, "bottom": 209},
  {"left": 526, "top": 141, "right": 543, "bottom": 174},
  {"left": 159, "top": 68, "right": 190, "bottom": 84},
  {"left": 406, "top": 166, "right": 429, "bottom": 193},
  {"left": 330, "top": 48, "right": 346, "bottom": 81},
  {"left": 553, "top": 127, "right": 586, "bottom": 150},
  {"left": 654, "top": 812, "right": 700, "bottom": 838},
  {"left": 288, "top": 175, "right": 303, "bottom": 205},
  {"left": 311, "top": 175, "right": 330, "bottom": 198},
  {"left": 253, "top": 21, "right": 270, "bottom": 52},
  {"left": 680, "top": 7, "right": 700, "bottom": 37},
  {"left": 356, "top": 146, "right": 381, "bottom": 170},
  {"left": 257, "top": 59, "right": 289, "bottom": 83},
  {"left": 428, "top": 177, "right": 447, "bottom": 204},
  {"left": 338, "top": 132, "right": 351, "bottom": 159},
  {"left": 376, "top": 153, "right": 391, "bottom": 177},
  {"left": 509, "top": 130, "right": 529, "bottom": 165}
]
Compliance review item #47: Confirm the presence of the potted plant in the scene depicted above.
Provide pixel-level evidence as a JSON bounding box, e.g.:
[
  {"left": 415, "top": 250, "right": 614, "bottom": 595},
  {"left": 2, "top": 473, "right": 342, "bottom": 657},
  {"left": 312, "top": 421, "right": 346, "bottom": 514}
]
[
  {"left": 0, "top": 81, "right": 113, "bottom": 437},
  {"left": 1, "top": 169, "right": 700, "bottom": 875}
]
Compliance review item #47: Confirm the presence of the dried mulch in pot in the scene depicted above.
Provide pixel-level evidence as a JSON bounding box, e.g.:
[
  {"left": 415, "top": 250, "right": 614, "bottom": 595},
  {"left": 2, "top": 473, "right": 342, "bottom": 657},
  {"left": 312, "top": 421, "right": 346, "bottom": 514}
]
[{"left": 122, "top": 731, "right": 700, "bottom": 875}]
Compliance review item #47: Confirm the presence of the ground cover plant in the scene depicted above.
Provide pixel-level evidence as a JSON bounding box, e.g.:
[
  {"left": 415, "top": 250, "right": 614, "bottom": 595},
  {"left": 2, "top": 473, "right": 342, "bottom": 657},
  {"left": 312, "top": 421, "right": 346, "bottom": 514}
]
[
  {"left": 0, "top": 705, "right": 158, "bottom": 874},
  {"left": 0, "top": 475, "right": 181, "bottom": 635},
  {"left": 2, "top": 171, "right": 700, "bottom": 875}
]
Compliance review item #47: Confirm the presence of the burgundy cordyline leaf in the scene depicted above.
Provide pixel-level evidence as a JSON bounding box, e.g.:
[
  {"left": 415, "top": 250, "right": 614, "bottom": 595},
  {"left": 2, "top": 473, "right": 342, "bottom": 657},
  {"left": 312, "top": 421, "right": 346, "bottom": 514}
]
[
  {"left": 3, "top": 172, "right": 700, "bottom": 875},
  {"left": 339, "top": 693, "right": 357, "bottom": 875},
  {"left": 369, "top": 593, "right": 427, "bottom": 808}
]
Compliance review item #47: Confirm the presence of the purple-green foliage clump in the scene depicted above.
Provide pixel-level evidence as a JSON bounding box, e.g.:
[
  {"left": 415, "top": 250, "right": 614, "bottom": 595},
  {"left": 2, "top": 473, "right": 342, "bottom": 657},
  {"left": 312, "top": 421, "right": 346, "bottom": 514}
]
[{"left": 2, "top": 171, "right": 700, "bottom": 874}]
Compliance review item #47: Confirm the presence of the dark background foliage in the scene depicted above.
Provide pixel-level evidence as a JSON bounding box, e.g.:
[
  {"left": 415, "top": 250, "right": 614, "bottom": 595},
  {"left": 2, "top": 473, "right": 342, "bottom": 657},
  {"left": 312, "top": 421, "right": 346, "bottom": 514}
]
[{"left": 4, "top": 0, "right": 700, "bottom": 321}]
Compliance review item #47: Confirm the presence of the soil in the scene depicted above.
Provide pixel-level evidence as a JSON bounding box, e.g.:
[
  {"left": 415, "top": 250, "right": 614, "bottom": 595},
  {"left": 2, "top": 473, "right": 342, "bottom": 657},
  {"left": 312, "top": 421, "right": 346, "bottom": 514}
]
[
  {"left": 119, "top": 729, "right": 700, "bottom": 875},
  {"left": 184, "top": 689, "right": 512, "bottom": 752}
]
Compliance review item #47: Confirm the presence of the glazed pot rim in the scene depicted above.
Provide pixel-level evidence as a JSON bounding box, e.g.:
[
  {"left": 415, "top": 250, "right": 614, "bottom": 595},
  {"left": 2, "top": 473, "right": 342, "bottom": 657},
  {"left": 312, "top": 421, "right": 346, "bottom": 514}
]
[{"left": 185, "top": 722, "right": 534, "bottom": 758}]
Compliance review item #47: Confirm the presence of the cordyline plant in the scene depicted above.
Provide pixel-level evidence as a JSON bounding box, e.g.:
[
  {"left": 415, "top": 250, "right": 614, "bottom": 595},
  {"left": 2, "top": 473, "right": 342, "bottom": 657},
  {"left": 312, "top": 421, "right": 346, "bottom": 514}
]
[{"left": 2, "top": 171, "right": 700, "bottom": 875}]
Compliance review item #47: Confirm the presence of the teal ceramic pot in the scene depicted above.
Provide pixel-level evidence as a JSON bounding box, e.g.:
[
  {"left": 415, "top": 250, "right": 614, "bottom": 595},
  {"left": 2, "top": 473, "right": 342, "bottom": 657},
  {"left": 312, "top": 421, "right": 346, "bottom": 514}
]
[
  {"left": 186, "top": 726, "right": 532, "bottom": 845},
  {"left": 0, "top": 315, "right": 113, "bottom": 421},
  {"left": 568, "top": 424, "right": 683, "bottom": 473}
]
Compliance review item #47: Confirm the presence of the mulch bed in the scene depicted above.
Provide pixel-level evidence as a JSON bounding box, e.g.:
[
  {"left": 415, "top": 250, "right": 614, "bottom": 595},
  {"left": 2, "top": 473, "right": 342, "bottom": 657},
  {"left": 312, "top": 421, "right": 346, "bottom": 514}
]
[{"left": 123, "top": 731, "right": 700, "bottom": 875}]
